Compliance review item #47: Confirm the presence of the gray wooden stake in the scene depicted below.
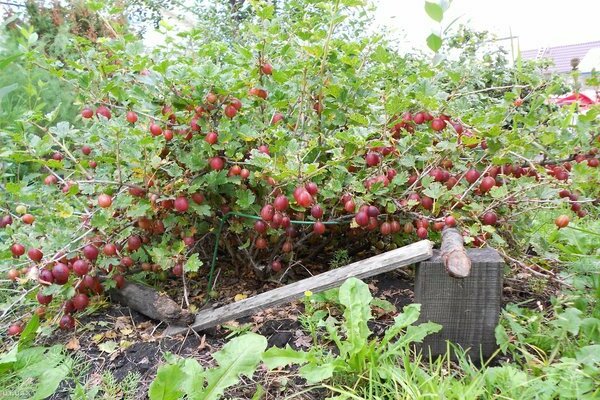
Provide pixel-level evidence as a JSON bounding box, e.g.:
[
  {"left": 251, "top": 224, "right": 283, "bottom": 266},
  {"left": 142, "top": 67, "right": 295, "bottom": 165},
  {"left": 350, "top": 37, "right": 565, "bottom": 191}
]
[{"left": 164, "top": 239, "right": 434, "bottom": 336}]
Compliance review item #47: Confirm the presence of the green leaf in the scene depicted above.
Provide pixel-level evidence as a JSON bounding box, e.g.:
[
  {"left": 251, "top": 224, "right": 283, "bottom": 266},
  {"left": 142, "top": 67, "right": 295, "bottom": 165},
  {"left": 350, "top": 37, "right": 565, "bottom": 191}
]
[
  {"left": 371, "top": 298, "right": 397, "bottom": 314},
  {"left": 18, "top": 314, "right": 39, "bottom": 349},
  {"left": 338, "top": 278, "right": 372, "bottom": 356},
  {"left": 149, "top": 361, "right": 187, "bottom": 400},
  {"left": 423, "top": 182, "right": 444, "bottom": 199},
  {"left": 401, "top": 322, "right": 442, "bottom": 345},
  {"left": 427, "top": 33, "right": 442, "bottom": 52},
  {"left": 5, "top": 182, "right": 22, "bottom": 195},
  {"left": 0, "top": 83, "right": 18, "bottom": 99},
  {"left": 31, "top": 362, "right": 69, "bottom": 400},
  {"left": 299, "top": 362, "right": 335, "bottom": 383},
  {"left": 236, "top": 189, "right": 256, "bottom": 209},
  {"left": 200, "top": 333, "right": 267, "bottom": 400},
  {"left": 0, "top": 53, "right": 22, "bottom": 70},
  {"left": 180, "top": 358, "right": 206, "bottom": 398},
  {"left": 262, "top": 345, "right": 310, "bottom": 369},
  {"left": 349, "top": 113, "right": 368, "bottom": 125},
  {"left": 379, "top": 304, "right": 422, "bottom": 348},
  {"left": 495, "top": 324, "right": 511, "bottom": 353},
  {"left": 575, "top": 344, "right": 600, "bottom": 366},
  {"left": 127, "top": 203, "right": 152, "bottom": 218},
  {"left": 0, "top": 346, "right": 19, "bottom": 368},
  {"left": 554, "top": 308, "right": 583, "bottom": 335},
  {"left": 184, "top": 254, "right": 203, "bottom": 273},
  {"left": 424, "top": 1, "right": 444, "bottom": 22}
]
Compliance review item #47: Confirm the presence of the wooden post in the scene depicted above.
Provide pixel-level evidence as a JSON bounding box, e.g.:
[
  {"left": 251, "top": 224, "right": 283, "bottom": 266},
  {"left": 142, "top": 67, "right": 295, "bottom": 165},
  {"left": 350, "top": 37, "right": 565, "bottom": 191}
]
[
  {"left": 164, "top": 240, "right": 434, "bottom": 336},
  {"left": 414, "top": 247, "right": 504, "bottom": 361}
]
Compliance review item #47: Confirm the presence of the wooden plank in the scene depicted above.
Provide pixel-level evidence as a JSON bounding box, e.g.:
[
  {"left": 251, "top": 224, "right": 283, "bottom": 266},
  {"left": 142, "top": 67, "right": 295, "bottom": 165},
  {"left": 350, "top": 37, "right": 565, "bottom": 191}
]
[
  {"left": 164, "top": 239, "right": 433, "bottom": 336},
  {"left": 414, "top": 248, "right": 504, "bottom": 361}
]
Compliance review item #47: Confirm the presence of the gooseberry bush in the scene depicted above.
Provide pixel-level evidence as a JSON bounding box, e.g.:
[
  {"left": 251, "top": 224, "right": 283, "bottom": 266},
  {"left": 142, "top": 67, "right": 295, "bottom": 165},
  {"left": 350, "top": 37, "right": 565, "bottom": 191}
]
[{"left": 1, "top": 0, "right": 599, "bottom": 333}]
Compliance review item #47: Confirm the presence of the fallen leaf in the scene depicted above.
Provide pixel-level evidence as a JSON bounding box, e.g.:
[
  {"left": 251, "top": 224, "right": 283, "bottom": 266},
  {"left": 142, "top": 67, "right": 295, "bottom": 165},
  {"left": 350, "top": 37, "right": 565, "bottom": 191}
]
[
  {"left": 294, "top": 331, "right": 312, "bottom": 348},
  {"left": 120, "top": 340, "right": 133, "bottom": 350},
  {"left": 198, "top": 335, "right": 207, "bottom": 351},
  {"left": 136, "top": 321, "right": 153, "bottom": 330},
  {"left": 65, "top": 337, "right": 80, "bottom": 351},
  {"left": 234, "top": 293, "right": 248, "bottom": 302},
  {"left": 98, "top": 340, "right": 118, "bottom": 354},
  {"left": 120, "top": 328, "right": 133, "bottom": 336},
  {"left": 294, "top": 335, "right": 312, "bottom": 348},
  {"left": 92, "top": 333, "right": 105, "bottom": 343},
  {"left": 114, "top": 316, "right": 130, "bottom": 330},
  {"left": 104, "top": 330, "right": 118, "bottom": 339}
]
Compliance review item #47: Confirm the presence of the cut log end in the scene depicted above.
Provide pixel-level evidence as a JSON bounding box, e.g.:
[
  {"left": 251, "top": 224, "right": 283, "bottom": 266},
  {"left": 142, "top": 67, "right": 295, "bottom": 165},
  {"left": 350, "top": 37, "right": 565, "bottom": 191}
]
[{"left": 441, "top": 227, "right": 471, "bottom": 278}]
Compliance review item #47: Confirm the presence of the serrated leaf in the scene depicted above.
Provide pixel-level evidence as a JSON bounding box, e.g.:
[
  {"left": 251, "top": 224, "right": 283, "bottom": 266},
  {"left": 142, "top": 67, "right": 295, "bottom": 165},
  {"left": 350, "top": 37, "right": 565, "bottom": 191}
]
[
  {"left": 56, "top": 203, "right": 74, "bottom": 218},
  {"left": 338, "top": 278, "right": 372, "bottom": 356},
  {"left": 262, "top": 345, "right": 310, "bottom": 369},
  {"left": 184, "top": 254, "right": 203, "bottom": 273},
  {"left": 201, "top": 333, "right": 267, "bottom": 400},
  {"left": 127, "top": 203, "right": 152, "bottom": 218},
  {"left": 235, "top": 189, "right": 256, "bottom": 209},
  {"left": 349, "top": 113, "right": 368, "bottom": 125},
  {"left": 423, "top": 182, "right": 444, "bottom": 199},
  {"left": 299, "top": 362, "right": 335, "bottom": 383},
  {"left": 149, "top": 361, "right": 187, "bottom": 400}
]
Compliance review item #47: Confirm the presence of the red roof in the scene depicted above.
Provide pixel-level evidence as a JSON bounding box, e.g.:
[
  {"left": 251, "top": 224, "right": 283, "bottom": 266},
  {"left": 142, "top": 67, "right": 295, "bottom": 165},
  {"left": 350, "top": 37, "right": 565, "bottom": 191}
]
[
  {"left": 555, "top": 93, "right": 595, "bottom": 106},
  {"left": 521, "top": 41, "right": 600, "bottom": 73}
]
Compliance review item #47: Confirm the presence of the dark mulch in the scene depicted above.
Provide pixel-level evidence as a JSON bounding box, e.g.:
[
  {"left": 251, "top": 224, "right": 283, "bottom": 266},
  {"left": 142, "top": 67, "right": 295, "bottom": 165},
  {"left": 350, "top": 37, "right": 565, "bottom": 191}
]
[{"left": 41, "top": 269, "right": 415, "bottom": 399}]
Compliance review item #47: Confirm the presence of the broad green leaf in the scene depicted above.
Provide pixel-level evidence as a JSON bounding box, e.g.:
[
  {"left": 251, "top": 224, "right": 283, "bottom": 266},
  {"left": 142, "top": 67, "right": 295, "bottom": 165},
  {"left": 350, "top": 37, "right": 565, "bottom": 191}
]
[
  {"left": 0, "top": 346, "right": 19, "bottom": 367},
  {"left": 575, "top": 344, "right": 600, "bottom": 366},
  {"left": 149, "top": 362, "right": 187, "bottom": 400},
  {"left": 299, "top": 362, "right": 335, "bottom": 383},
  {"left": 338, "top": 278, "right": 372, "bottom": 356},
  {"left": 424, "top": 1, "right": 444, "bottom": 22},
  {"left": 371, "top": 298, "right": 397, "bottom": 314},
  {"left": 262, "top": 345, "right": 310, "bottom": 369},
  {"left": 201, "top": 333, "right": 267, "bottom": 400},
  {"left": 427, "top": 33, "right": 442, "bottom": 52},
  {"left": 0, "top": 83, "right": 18, "bottom": 99},
  {"left": 31, "top": 362, "right": 69, "bottom": 400},
  {"left": 380, "top": 304, "right": 422, "bottom": 348},
  {"left": 398, "top": 322, "right": 442, "bottom": 346},
  {"left": 180, "top": 358, "right": 206, "bottom": 398},
  {"left": 554, "top": 308, "right": 583, "bottom": 335}
]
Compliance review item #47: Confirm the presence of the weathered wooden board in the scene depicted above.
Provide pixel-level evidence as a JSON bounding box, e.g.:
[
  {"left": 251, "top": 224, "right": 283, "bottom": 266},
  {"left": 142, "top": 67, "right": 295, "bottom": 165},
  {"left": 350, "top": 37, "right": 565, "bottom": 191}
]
[
  {"left": 164, "top": 239, "right": 434, "bottom": 336},
  {"left": 414, "top": 248, "right": 504, "bottom": 361}
]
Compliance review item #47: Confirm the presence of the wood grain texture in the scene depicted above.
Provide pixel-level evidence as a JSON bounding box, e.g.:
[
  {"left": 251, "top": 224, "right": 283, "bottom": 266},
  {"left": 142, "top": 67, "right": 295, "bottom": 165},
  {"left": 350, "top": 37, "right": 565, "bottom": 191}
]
[
  {"left": 414, "top": 248, "right": 504, "bottom": 361},
  {"left": 441, "top": 227, "right": 471, "bottom": 278},
  {"left": 164, "top": 240, "right": 434, "bottom": 336},
  {"left": 109, "top": 282, "right": 195, "bottom": 325}
]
